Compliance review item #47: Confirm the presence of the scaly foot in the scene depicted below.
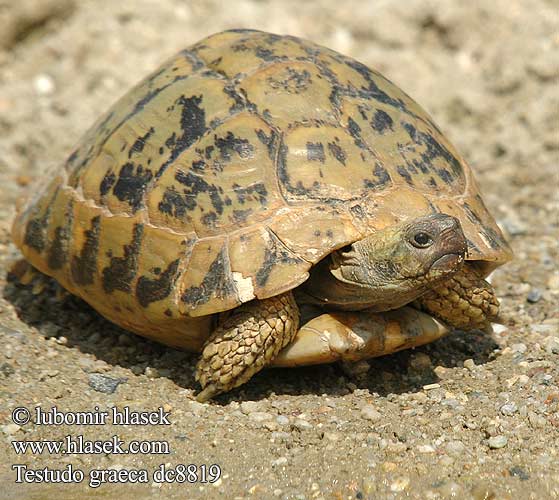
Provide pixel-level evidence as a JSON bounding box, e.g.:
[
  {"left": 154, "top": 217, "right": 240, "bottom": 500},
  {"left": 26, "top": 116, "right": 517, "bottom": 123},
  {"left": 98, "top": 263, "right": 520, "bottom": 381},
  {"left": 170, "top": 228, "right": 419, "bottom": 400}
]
[{"left": 195, "top": 292, "right": 299, "bottom": 401}]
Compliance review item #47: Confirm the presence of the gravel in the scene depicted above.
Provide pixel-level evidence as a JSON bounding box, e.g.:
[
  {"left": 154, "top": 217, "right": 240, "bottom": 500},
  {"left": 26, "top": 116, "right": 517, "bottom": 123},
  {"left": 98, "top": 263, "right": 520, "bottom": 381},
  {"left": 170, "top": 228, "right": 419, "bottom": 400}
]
[
  {"left": 87, "top": 373, "right": 126, "bottom": 394},
  {"left": 488, "top": 436, "right": 509, "bottom": 449}
]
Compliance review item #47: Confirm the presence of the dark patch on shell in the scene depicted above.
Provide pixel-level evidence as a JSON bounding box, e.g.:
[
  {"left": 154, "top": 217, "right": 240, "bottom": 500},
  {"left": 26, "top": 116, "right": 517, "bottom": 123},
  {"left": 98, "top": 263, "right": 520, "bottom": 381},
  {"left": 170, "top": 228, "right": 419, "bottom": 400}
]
[
  {"left": 71, "top": 215, "right": 101, "bottom": 286},
  {"left": 327, "top": 141, "right": 346, "bottom": 166},
  {"left": 23, "top": 189, "right": 58, "bottom": 253},
  {"left": 364, "top": 163, "right": 391, "bottom": 190},
  {"left": 175, "top": 170, "right": 224, "bottom": 215},
  {"left": 24, "top": 218, "right": 47, "bottom": 253},
  {"left": 463, "top": 199, "right": 504, "bottom": 251},
  {"left": 112, "top": 163, "right": 153, "bottom": 212},
  {"left": 401, "top": 121, "right": 464, "bottom": 183},
  {"left": 306, "top": 142, "right": 325, "bottom": 163},
  {"left": 255, "top": 229, "right": 304, "bottom": 287},
  {"left": 232, "top": 182, "right": 268, "bottom": 205},
  {"left": 102, "top": 223, "right": 144, "bottom": 293},
  {"left": 136, "top": 258, "right": 180, "bottom": 307},
  {"left": 128, "top": 127, "right": 155, "bottom": 159},
  {"left": 201, "top": 211, "right": 218, "bottom": 228},
  {"left": 267, "top": 67, "right": 312, "bottom": 93},
  {"left": 181, "top": 248, "right": 235, "bottom": 307},
  {"left": 47, "top": 215, "right": 72, "bottom": 271},
  {"left": 346, "top": 117, "right": 368, "bottom": 150},
  {"left": 100, "top": 171, "right": 116, "bottom": 196},
  {"left": 397, "top": 165, "right": 414, "bottom": 185},
  {"left": 231, "top": 209, "right": 253, "bottom": 224},
  {"left": 155, "top": 94, "right": 207, "bottom": 178},
  {"left": 158, "top": 186, "right": 193, "bottom": 219},
  {"left": 215, "top": 131, "right": 254, "bottom": 168},
  {"left": 255, "top": 129, "right": 278, "bottom": 160},
  {"left": 371, "top": 109, "right": 394, "bottom": 133}
]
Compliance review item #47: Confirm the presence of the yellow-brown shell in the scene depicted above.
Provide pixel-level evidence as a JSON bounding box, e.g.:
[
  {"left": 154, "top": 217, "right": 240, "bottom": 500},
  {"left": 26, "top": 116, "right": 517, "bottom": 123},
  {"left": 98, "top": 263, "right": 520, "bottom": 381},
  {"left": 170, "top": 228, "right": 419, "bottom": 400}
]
[{"left": 12, "top": 29, "right": 512, "bottom": 349}]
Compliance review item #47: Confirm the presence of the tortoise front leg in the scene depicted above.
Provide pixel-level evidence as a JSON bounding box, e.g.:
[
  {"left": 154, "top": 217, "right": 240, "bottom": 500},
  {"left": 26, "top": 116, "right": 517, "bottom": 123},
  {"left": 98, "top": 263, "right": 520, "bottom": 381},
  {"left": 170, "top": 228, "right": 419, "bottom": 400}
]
[
  {"left": 196, "top": 292, "right": 300, "bottom": 402},
  {"left": 271, "top": 307, "right": 449, "bottom": 367},
  {"left": 416, "top": 263, "right": 499, "bottom": 329}
]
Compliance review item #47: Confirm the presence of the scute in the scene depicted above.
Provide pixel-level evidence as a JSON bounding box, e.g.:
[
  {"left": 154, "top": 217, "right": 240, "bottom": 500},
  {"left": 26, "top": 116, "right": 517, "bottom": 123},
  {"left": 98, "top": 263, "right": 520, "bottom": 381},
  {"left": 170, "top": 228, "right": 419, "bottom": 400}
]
[
  {"left": 13, "top": 29, "right": 512, "bottom": 335},
  {"left": 280, "top": 123, "right": 390, "bottom": 202},
  {"left": 147, "top": 112, "right": 284, "bottom": 237}
]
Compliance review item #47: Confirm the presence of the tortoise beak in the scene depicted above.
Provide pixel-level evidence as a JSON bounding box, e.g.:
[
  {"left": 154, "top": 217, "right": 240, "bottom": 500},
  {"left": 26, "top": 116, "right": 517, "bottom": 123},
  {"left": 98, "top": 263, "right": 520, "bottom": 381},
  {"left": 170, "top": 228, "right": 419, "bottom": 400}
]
[{"left": 430, "top": 253, "right": 464, "bottom": 273}]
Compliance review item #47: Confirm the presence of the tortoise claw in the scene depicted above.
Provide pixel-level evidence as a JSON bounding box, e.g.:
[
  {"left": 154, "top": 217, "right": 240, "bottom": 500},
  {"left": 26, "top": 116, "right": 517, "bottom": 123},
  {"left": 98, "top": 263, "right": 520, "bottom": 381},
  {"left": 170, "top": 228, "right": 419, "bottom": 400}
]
[{"left": 195, "top": 385, "right": 220, "bottom": 403}]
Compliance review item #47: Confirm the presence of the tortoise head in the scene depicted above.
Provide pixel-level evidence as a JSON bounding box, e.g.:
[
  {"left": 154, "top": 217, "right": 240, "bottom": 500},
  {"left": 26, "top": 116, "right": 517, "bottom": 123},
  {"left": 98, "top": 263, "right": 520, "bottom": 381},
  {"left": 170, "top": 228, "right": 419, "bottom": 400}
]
[{"left": 302, "top": 213, "right": 468, "bottom": 311}]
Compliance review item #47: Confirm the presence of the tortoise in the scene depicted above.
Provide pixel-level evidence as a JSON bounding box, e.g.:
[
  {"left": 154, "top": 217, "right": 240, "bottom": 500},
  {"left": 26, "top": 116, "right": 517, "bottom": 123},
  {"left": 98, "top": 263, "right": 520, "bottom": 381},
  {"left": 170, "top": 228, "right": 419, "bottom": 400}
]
[{"left": 11, "top": 29, "right": 512, "bottom": 401}]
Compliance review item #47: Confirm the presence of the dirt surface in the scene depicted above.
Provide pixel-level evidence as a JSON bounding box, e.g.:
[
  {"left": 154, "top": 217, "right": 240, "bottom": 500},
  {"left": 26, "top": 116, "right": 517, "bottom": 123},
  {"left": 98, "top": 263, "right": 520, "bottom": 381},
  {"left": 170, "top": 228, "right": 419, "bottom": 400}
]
[{"left": 1, "top": 1, "right": 558, "bottom": 499}]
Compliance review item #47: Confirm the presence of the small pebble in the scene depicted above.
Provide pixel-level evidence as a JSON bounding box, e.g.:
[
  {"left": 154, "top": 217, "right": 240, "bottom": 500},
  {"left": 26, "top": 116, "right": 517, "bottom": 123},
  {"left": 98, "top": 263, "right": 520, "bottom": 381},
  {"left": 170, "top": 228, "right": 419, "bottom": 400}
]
[
  {"left": 423, "top": 383, "right": 441, "bottom": 391},
  {"left": 487, "top": 435, "right": 508, "bottom": 449},
  {"left": 240, "top": 401, "right": 263, "bottom": 414},
  {"left": 270, "top": 431, "right": 291, "bottom": 442},
  {"left": 500, "top": 402, "right": 518, "bottom": 415},
  {"left": 361, "top": 404, "right": 382, "bottom": 422},
  {"left": 463, "top": 358, "right": 476, "bottom": 370},
  {"left": 545, "top": 336, "right": 559, "bottom": 355},
  {"left": 511, "top": 343, "right": 527, "bottom": 354},
  {"left": 417, "top": 444, "right": 436, "bottom": 453},
  {"left": 323, "top": 432, "right": 340, "bottom": 442},
  {"left": 527, "top": 288, "right": 542, "bottom": 303},
  {"left": 2, "top": 423, "right": 21, "bottom": 435},
  {"left": 293, "top": 419, "right": 313, "bottom": 431},
  {"left": 34, "top": 74, "right": 55, "bottom": 95},
  {"left": 272, "top": 456, "right": 288, "bottom": 467},
  {"left": 492, "top": 323, "right": 508, "bottom": 334},
  {"left": 88, "top": 374, "right": 126, "bottom": 394},
  {"left": 0, "top": 362, "right": 15, "bottom": 377},
  {"left": 442, "top": 398, "right": 461, "bottom": 410},
  {"left": 276, "top": 415, "right": 289, "bottom": 426},
  {"left": 509, "top": 466, "right": 530, "bottom": 481},
  {"left": 445, "top": 440, "right": 466, "bottom": 456},
  {"left": 532, "top": 323, "right": 556, "bottom": 335},
  {"left": 144, "top": 366, "right": 160, "bottom": 378},
  {"left": 528, "top": 412, "right": 547, "bottom": 429},
  {"left": 409, "top": 352, "right": 432, "bottom": 371},
  {"left": 187, "top": 401, "right": 207, "bottom": 416},
  {"left": 248, "top": 412, "right": 273, "bottom": 422},
  {"left": 439, "top": 456, "right": 454, "bottom": 467}
]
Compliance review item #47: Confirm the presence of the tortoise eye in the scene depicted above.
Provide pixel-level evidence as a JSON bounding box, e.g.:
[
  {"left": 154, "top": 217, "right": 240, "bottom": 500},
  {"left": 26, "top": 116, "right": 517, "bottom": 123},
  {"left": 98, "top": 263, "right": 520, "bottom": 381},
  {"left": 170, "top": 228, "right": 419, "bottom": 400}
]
[
  {"left": 411, "top": 232, "right": 433, "bottom": 248},
  {"left": 340, "top": 244, "right": 353, "bottom": 253}
]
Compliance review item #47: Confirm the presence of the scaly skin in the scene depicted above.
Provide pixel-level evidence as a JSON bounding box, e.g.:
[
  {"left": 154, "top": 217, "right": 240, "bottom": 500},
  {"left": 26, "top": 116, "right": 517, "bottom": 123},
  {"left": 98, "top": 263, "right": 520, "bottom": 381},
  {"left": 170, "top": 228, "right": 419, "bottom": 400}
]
[
  {"left": 417, "top": 263, "right": 499, "bottom": 329},
  {"left": 196, "top": 292, "right": 300, "bottom": 401}
]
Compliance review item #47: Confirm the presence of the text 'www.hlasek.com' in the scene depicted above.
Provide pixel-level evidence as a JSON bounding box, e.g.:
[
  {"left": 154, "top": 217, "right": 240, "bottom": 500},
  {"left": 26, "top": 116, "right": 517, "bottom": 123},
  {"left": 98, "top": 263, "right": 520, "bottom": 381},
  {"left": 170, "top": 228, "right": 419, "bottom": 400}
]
[{"left": 9, "top": 405, "right": 222, "bottom": 489}]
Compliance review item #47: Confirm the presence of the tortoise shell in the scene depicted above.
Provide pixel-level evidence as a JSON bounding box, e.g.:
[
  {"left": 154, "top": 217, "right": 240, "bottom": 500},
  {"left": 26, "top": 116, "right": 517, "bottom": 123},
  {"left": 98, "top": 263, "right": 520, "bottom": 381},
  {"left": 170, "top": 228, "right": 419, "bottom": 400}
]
[{"left": 12, "top": 29, "right": 512, "bottom": 350}]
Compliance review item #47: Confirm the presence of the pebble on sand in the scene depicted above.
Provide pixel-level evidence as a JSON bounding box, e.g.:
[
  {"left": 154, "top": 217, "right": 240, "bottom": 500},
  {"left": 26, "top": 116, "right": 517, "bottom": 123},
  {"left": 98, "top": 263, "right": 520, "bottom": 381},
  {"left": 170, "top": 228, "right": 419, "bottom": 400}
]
[
  {"left": 487, "top": 435, "right": 508, "bottom": 449},
  {"left": 361, "top": 404, "right": 382, "bottom": 421},
  {"left": 88, "top": 374, "right": 126, "bottom": 394}
]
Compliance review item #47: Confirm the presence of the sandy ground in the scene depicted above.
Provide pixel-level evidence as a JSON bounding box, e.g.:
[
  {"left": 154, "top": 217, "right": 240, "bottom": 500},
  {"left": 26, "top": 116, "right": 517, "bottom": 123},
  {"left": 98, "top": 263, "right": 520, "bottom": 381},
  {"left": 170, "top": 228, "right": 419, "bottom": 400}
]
[{"left": 0, "top": 1, "right": 558, "bottom": 499}]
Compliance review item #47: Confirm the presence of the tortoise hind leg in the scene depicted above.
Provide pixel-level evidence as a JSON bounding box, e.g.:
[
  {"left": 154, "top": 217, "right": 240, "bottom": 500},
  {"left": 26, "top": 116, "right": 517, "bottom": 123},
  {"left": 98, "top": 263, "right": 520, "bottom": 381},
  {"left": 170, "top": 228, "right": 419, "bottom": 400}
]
[{"left": 195, "top": 292, "right": 300, "bottom": 402}]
